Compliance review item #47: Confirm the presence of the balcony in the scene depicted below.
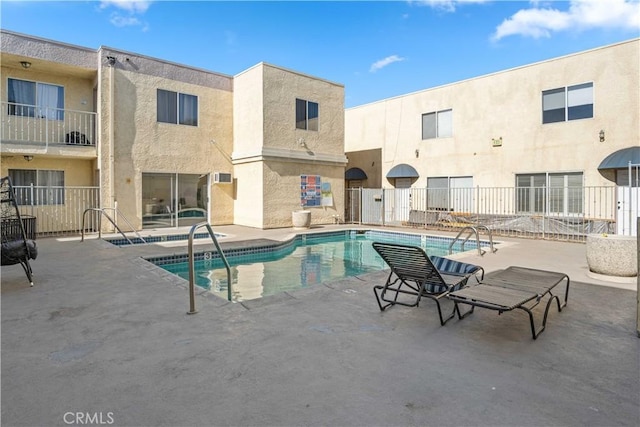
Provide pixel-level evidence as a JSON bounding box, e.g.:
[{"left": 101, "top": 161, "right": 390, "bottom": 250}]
[{"left": 1, "top": 102, "right": 97, "bottom": 157}]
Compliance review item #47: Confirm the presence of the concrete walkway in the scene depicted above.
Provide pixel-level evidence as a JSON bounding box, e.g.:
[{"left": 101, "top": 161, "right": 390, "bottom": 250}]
[{"left": 1, "top": 225, "right": 638, "bottom": 427}]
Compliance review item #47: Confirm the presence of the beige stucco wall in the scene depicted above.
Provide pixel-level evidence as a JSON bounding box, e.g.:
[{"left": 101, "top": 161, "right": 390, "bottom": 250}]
[
  {"left": 233, "top": 63, "right": 347, "bottom": 228},
  {"left": 97, "top": 50, "right": 234, "bottom": 229},
  {"left": 345, "top": 148, "right": 382, "bottom": 188},
  {"left": 0, "top": 157, "right": 94, "bottom": 186},
  {"left": 345, "top": 39, "right": 640, "bottom": 189}
]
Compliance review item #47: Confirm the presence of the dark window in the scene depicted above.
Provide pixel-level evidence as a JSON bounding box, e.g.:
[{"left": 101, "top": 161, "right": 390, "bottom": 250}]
[
  {"left": 542, "top": 83, "right": 593, "bottom": 124},
  {"left": 296, "top": 98, "right": 319, "bottom": 131},
  {"left": 157, "top": 89, "right": 198, "bottom": 126}
]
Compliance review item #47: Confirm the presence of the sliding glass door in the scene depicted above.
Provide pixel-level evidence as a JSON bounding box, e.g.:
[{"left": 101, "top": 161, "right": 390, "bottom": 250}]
[{"left": 142, "top": 173, "right": 208, "bottom": 229}]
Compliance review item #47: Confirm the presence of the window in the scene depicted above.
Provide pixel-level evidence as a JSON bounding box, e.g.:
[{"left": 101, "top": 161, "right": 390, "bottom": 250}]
[
  {"left": 157, "top": 89, "right": 198, "bottom": 126},
  {"left": 427, "top": 176, "right": 473, "bottom": 211},
  {"left": 8, "top": 169, "right": 65, "bottom": 205},
  {"left": 422, "top": 109, "right": 452, "bottom": 139},
  {"left": 542, "top": 83, "right": 593, "bottom": 124},
  {"left": 516, "top": 172, "right": 583, "bottom": 215},
  {"left": 8, "top": 78, "right": 64, "bottom": 120},
  {"left": 296, "top": 98, "right": 319, "bottom": 131}
]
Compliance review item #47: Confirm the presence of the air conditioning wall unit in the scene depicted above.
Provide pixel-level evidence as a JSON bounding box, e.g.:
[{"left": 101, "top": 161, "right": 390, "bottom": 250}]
[{"left": 213, "top": 172, "right": 232, "bottom": 184}]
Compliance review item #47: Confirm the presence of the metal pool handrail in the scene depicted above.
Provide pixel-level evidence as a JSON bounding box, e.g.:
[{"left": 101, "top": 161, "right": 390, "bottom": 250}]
[
  {"left": 187, "top": 221, "right": 232, "bottom": 314},
  {"left": 448, "top": 225, "right": 497, "bottom": 256},
  {"left": 81, "top": 207, "right": 147, "bottom": 244}
]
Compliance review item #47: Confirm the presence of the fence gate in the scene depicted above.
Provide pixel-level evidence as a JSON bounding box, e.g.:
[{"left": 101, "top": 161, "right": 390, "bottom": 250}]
[
  {"left": 616, "top": 163, "right": 640, "bottom": 236},
  {"left": 361, "top": 188, "right": 384, "bottom": 225}
]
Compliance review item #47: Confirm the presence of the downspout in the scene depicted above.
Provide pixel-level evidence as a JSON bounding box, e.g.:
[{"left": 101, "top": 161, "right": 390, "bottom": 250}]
[{"left": 108, "top": 57, "right": 116, "bottom": 213}]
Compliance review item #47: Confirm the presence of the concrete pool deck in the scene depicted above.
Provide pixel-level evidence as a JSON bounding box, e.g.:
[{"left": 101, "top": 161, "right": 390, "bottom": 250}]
[{"left": 1, "top": 224, "right": 638, "bottom": 426}]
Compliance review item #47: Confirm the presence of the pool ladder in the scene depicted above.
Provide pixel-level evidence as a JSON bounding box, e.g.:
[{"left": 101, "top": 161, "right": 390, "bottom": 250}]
[
  {"left": 81, "top": 207, "right": 147, "bottom": 245},
  {"left": 187, "top": 221, "right": 232, "bottom": 314},
  {"left": 448, "top": 225, "right": 497, "bottom": 256}
]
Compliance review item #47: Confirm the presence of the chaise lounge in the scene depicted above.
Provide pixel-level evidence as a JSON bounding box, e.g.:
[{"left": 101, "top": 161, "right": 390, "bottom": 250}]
[
  {"left": 447, "top": 266, "right": 570, "bottom": 339},
  {"left": 372, "top": 242, "right": 484, "bottom": 325}
]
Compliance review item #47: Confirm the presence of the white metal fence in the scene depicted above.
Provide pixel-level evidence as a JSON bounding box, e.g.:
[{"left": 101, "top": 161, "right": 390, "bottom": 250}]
[
  {"left": 13, "top": 185, "right": 100, "bottom": 236},
  {"left": 1, "top": 102, "right": 96, "bottom": 147},
  {"left": 347, "top": 185, "right": 639, "bottom": 241}
]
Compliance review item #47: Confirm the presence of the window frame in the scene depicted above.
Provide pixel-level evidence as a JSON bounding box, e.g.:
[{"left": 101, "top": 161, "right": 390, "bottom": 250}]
[
  {"left": 515, "top": 172, "right": 583, "bottom": 216},
  {"left": 542, "top": 82, "right": 593, "bottom": 124},
  {"left": 426, "top": 175, "right": 473, "bottom": 211},
  {"left": 421, "top": 109, "right": 452, "bottom": 140},
  {"left": 8, "top": 169, "right": 65, "bottom": 206},
  {"left": 157, "top": 89, "right": 199, "bottom": 126},
  {"left": 7, "top": 78, "right": 65, "bottom": 121},
  {"left": 295, "top": 98, "right": 319, "bottom": 131}
]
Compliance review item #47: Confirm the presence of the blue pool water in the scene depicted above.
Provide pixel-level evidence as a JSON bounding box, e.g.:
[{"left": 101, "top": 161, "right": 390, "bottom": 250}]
[
  {"left": 153, "top": 230, "right": 492, "bottom": 302},
  {"left": 106, "top": 232, "right": 225, "bottom": 246}
]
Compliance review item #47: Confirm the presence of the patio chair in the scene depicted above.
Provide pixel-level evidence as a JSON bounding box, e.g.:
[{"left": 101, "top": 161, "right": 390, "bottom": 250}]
[
  {"left": 1, "top": 176, "right": 37, "bottom": 286},
  {"left": 447, "top": 266, "right": 570, "bottom": 339},
  {"left": 372, "top": 242, "right": 483, "bottom": 325}
]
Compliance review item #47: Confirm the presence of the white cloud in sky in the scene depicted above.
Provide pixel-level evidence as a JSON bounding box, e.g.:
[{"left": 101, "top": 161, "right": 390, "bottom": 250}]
[
  {"left": 100, "top": 0, "right": 151, "bottom": 29},
  {"left": 100, "top": 0, "right": 152, "bottom": 14},
  {"left": 370, "top": 55, "right": 406, "bottom": 73},
  {"left": 409, "top": 0, "right": 490, "bottom": 13},
  {"left": 492, "top": 0, "right": 640, "bottom": 41}
]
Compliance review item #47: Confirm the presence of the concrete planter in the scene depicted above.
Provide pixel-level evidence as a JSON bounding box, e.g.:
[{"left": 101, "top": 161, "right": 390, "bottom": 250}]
[
  {"left": 292, "top": 210, "right": 311, "bottom": 229},
  {"left": 586, "top": 233, "right": 637, "bottom": 277}
]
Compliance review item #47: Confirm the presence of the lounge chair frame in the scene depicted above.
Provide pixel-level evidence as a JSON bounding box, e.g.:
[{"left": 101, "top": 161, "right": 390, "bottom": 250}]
[
  {"left": 447, "top": 266, "right": 570, "bottom": 339},
  {"left": 372, "top": 242, "right": 482, "bottom": 325}
]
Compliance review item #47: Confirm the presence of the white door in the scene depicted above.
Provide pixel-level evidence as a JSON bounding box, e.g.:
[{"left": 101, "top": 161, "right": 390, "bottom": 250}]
[
  {"left": 385, "top": 178, "right": 412, "bottom": 223},
  {"left": 617, "top": 186, "right": 639, "bottom": 236}
]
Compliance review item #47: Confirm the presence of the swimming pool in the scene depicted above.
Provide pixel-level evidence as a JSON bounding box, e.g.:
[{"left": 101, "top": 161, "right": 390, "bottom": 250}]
[
  {"left": 106, "top": 232, "right": 226, "bottom": 246},
  {"left": 150, "top": 230, "right": 495, "bottom": 302}
]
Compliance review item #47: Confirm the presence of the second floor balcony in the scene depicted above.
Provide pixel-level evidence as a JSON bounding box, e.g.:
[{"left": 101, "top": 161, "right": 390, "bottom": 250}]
[{"left": 1, "top": 102, "right": 97, "bottom": 157}]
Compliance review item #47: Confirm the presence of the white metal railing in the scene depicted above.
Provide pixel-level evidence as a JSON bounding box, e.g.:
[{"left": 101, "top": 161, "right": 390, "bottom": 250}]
[
  {"left": 13, "top": 185, "right": 100, "bottom": 236},
  {"left": 1, "top": 102, "right": 96, "bottom": 147},
  {"left": 347, "top": 185, "right": 637, "bottom": 241}
]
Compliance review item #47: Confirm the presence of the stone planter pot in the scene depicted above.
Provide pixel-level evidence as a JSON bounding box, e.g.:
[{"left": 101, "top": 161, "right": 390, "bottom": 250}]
[
  {"left": 292, "top": 210, "right": 311, "bottom": 229},
  {"left": 586, "top": 233, "right": 637, "bottom": 277}
]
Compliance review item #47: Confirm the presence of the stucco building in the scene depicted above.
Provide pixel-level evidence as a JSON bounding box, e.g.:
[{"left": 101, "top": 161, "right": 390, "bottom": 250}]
[
  {"left": 2, "top": 30, "right": 638, "bottom": 236},
  {"left": 344, "top": 38, "right": 639, "bottom": 234},
  {"left": 1, "top": 30, "right": 346, "bottom": 232}
]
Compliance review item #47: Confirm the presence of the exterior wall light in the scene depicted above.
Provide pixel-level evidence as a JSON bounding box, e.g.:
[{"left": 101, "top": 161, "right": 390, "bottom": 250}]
[
  {"left": 20, "top": 61, "right": 31, "bottom": 69},
  {"left": 599, "top": 129, "right": 605, "bottom": 142},
  {"left": 23, "top": 155, "right": 34, "bottom": 161}
]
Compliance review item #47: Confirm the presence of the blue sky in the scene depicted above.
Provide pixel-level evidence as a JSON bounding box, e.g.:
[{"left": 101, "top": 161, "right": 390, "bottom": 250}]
[{"left": 2, "top": 0, "right": 639, "bottom": 107}]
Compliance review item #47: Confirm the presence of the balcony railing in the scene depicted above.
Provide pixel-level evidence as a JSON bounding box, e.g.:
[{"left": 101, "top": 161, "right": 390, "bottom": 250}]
[{"left": 1, "top": 102, "right": 96, "bottom": 147}]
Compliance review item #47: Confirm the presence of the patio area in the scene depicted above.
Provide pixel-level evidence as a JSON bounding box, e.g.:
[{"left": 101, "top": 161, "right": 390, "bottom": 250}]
[{"left": 1, "top": 225, "right": 638, "bottom": 427}]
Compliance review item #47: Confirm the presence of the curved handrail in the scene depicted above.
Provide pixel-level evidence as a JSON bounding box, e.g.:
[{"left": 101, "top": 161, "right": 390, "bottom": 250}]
[
  {"left": 187, "top": 221, "right": 232, "bottom": 314},
  {"left": 81, "top": 208, "right": 147, "bottom": 244},
  {"left": 448, "top": 225, "right": 497, "bottom": 256}
]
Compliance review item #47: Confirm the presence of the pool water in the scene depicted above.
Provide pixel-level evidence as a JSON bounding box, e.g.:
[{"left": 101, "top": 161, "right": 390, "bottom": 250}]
[
  {"left": 158, "top": 231, "right": 489, "bottom": 302},
  {"left": 106, "top": 232, "right": 225, "bottom": 246}
]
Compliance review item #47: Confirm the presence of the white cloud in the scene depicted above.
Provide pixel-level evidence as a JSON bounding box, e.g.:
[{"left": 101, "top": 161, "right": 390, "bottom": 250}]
[
  {"left": 370, "top": 55, "right": 406, "bottom": 73},
  {"left": 110, "top": 14, "right": 142, "bottom": 28},
  {"left": 100, "top": 0, "right": 152, "bottom": 14},
  {"left": 492, "top": 0, "right": 640, "bottom": 41},
  {"left": 100, "top": 0, "right": 152, "bottom": 29},
  {"left": 409, "top": 0, "right": 489, "bottom": 13}
]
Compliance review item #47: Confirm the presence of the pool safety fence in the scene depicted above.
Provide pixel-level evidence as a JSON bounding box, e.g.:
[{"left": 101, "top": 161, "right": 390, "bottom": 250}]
[
  {"left": 346, "top": 185, "right": 639, "bottom": 241},
  {"left": 13, "top": 185, "right": 100, "bottom": 236}
]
